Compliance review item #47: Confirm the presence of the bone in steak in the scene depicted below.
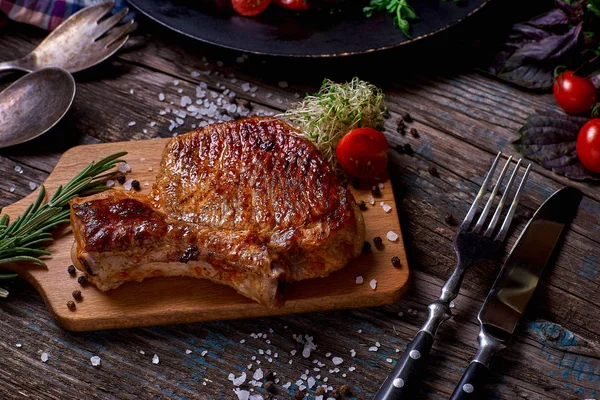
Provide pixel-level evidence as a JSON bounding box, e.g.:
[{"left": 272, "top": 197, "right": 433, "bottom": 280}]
[{"left": 70, "top": 117, "right": 366, "bottom": 307}]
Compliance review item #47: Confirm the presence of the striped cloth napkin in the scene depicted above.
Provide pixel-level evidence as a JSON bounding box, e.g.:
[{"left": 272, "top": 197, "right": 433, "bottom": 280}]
[{"left": 0, "top": 0, "right": 128, "bottom": 31}]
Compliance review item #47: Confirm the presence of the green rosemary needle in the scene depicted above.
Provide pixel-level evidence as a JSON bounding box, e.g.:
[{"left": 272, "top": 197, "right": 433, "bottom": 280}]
[{"left": 0, "top": 151, "right": 127, "bottom": 298}]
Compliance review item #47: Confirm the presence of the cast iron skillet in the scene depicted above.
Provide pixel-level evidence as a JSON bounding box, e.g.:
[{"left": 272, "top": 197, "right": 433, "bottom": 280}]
[{"left": 127, "top": 0, "right": 489, "bottom": 57}]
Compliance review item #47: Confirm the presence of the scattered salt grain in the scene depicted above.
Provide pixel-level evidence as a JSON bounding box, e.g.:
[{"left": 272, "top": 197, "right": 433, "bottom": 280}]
[
  {"left": 265, "top": 93, "right": 273, "bottom": 99},
  {"left": 181, "top": 96, "right": 192, "bottom": 107},
  {"left": 253, "top": 368, "right": 263, "bottom": 380},
  {"left": 387, "top": 231, "right": 399, "bottom": 242},
  {"left": 370, "top": 279, "right": 377, "bottom": 290},
  {"left": 387, "top": 358, "right": 393, "bottom": 363},
  {"left": 14, "top": 165, "right": 23, "bottom": 173},
  {"left": 185, "top": 349, "right": 192, "bottom": 354},
  {"left": 378, "top": 182, "right": 384, "bottom": 189},
  {"left": 358, "top": 329, "right": 362, "bottom": 333},
  {"left": 369, "top": 346, "right": 378, "bottom": 352},
  {"left": 29, "top": 182, "right": 37, "bottom": 191},
  {"left": 150, "top": 121, "right": 157, "bottom": 127},
  {"left": 332, "top": 357, "right": 343, "bottom": 365},
  {"left": 290, "top": 350, "right": 297, "bottom": 356},
  {"left": 143, "top": 129, "right": 148, "bottom": 134},
  {"left": 152, "top": 354, "right": 159, "bottom": 364},
  {"left": 240, "top": 339, "right": 246, "bottom": 344},
  {"left": 15, "top": 343, "right": 22, "bottom": 348},
  {"left": 355, "top": 276, "right": 363, "bottom": 285},
  {"left": 90, "top": 356, "right": 101, "bottom": 366},
  {"left": 9, "top": 186, "right": 15, "bottom": 193},
  {"left": 316, "top": 396, "right": 324, "bottom": 400},
  {"left": 140, "top": 350, "right": 145, "bottom": 355},
  {"left": 129, "top": 89, "right": 134, "bottom": 95},
  {"left": 450, "top": 300, "right": 456, "bottom": 308},
  {"left": 349, "top": 366, "right": 356, "bottom": 372},
  {"left": 106, "top": 180, "right": 115, "bottom": 187},
  {"left": 398, "top": 311, "right": 404, "bottom": 317},
  {"left": 128, "top": 121, "right": 136, "bottom": 127},
  {"left": 158, "top": 93, "right": 165, "bottom": 101},
  {"left": 326, "top": 352, "right": 331, "bottom": 357},
  {"left": 229, "top": 372, "right": 247, "bottom": 386},
  {"left": 234, "top": 389, "right": 250, "bottom": 400},
  {"left": 123, "top": 179, "right": 133, "bottom": 191},
  {"left": 283, "top": 382, "right": 291, "bottom": 389},
  {"left": 177, "top": 89, "right": 183, "bottom": 94},
  {"left": 191, "top": 71, "right": 201, "bottom": 78},
  {"left": 381, "top": 203, "right": 392, "bottom": 213},
  {"left": 307, "top": 376, "right": 316, "bottom": 389},
  {"left": 148, "top": 166, "right": 153, "bottom": 171},
  {"left": 367, "top": 195, "right": 375, "bottom": 205},
  {"left": 201, "top": 350, "right": 208, "bottom": 356},
  {"left": 376, "top": 342, "right": 381, "bottom": 347},
  {"left": 117, "top": 163, "right": 131, "bottom": 173},
  {"left": 41, "top": 352, "right": 48, "bottom": 362},
  {"left": 350, "top": 349, "right": 356, "bottom": 357},
  {"left": 173, "top": 79, "right": 180, "bottom": 86},
  {"left": 278, "top": 81, "right": 288, "bottom": 88}
]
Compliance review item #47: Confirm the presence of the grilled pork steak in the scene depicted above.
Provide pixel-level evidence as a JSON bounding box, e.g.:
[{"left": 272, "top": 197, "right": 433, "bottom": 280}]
[{"left": 70, "top": 118, "right": 366, "bottom": 307}]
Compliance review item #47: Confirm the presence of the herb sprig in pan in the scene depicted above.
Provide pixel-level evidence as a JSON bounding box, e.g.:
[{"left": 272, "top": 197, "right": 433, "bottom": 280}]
[{"left": 0, "top": 152, "right": 127, "bottom": 298}]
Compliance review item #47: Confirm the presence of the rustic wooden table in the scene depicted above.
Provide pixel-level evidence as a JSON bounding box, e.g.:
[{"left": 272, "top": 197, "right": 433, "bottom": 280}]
[{"left": 1, "top": 3, "right": 599, "bottom": 399}]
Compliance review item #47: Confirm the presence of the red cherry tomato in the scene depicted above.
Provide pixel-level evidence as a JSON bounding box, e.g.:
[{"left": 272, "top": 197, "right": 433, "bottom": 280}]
[
  {"left": 336, "top": 127, "right": 389, "bottom": 179},
  {"left": 232, "top": 0, "right": 270, "bottom": 16},
  {"left": 577, "top": 119, "right": 600, "bottom": 173},
  {"left": 553, "top": 71, "right": 598, "bottom": 115},
  {"left": 274, "top": 0, "right": 309, "bottom": 10}
]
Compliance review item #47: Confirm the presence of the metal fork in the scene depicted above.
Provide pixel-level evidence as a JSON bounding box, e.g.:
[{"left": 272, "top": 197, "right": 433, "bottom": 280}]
[
  {"left": 0, "top": 1, "right": 135, "bottom": 73},
  {"left": 374, "top": 152, "right": 531, "bottom": 400}
]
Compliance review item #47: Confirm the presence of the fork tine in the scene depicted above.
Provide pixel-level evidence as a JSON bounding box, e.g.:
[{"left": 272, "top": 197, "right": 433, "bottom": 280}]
[
  {"left": 79, "top": 1, "right": 115, "bottom": 23},
  {"left": 495, "top": 163, "right": 531, "bottom": 241},
  {"left": 484, "top": 159, "right": 522, "bottom": 237},
  {"left": 472, "top": 156, "right": 513, "bottom": 233},
  {"left": 461, "top": 152, "right": 502, "bottom": 229},
  {"left": 97, "top": 20, "right": 136, "bottom": 48},
  {"left": 95, "top": 7, "right": 129, "bottom": 38}
]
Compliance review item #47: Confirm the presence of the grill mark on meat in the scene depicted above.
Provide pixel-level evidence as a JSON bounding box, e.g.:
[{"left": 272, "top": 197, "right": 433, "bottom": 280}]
[{"left": 70, "top": 118, "right": 365, "bottom": 307}]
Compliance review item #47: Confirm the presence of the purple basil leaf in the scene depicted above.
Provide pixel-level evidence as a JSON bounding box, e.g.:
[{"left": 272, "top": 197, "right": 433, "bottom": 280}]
[
  {"left": 528, "top": 9, "right": 570, "bottom": 27},
  {"left": 513, "top": 113, "right": 600, "bottom": 181},
  {"left": 503, "top": 24, "right": 582, "bottom": 69},
  {"left": 509, "top": 24, "right": 554, "bottom": 43},
  {"left": 499, "top": 64, "right": 555, "bottom": 89}
]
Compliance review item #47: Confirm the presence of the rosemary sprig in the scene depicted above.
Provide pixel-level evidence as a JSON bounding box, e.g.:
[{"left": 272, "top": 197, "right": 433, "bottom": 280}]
[{"left": 0, "top": 152, "right": 127, "bottom": 298}]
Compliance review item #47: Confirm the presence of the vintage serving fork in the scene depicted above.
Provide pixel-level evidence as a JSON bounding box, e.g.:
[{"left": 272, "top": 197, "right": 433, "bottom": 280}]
[
  {"left": 375, "top": 152, "right": 531, "bottom": 399},
  {"left": 0, "top": 1, "right": 134, "bottom": 73}
]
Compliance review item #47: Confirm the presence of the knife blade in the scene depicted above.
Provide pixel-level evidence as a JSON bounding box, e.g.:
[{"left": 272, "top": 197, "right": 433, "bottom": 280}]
[{"left": 448, "top": 186, "right": 582, "bottom": 400}]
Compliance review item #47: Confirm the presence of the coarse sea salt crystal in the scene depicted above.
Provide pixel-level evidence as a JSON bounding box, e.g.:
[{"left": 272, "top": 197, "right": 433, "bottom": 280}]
[
  {"left": 128, "top": 121, "right": 136, "bottom": 127},
  {"left": 349, "top": 366, "right": 356, "bottom": 372},
  {"left": 9, "top": 186, "right": 16, "bottom": 193},
  {"left": 249, "top": 395, "right": 263, "bottom": 400},
  {"left": 117, "top": 162, "right": 131, "bottom": 173},
  {"left": 234, "top": 389, "right": 250, "bottom": 400},
  {"left": 332, "top": 357, "right": 343, "bottom": 365},
  {"left": 29, "top": 182, "right": 37, "bottom": 190},
  {"left": 283, "top": 382, "right": 291, "bottom": 389},
  {"left": 370, "top": 279, "right": 377, "bottom": 290},
  {"left": 106, "top": 180, "right": 115, "bottom": 187},
  {"left": 140, "top": 350, "right": 145, "bottom": 355},
  {"left": 181, "top": 96, "right": 192, "bottom": 107},
  {"left": 253, "top": 368, "right": 263, "bottom": 380},
  {"left": 350, "top": 349, "right": 356, "bottom": 357},
  {"left": 150, "top": 121, "right": 157, "bottom": 127},
  {"left": 152, "top": 354, "right": 159, "bottom": 364},
  {"left": 376, "top": 342, "right": 381, "bottom": 347},
  {"left": 191, "top": 71, "right": 201, "bottom": 78},
  {"left": 230, "top": 372, "right": 247, "bottom": 386},
  {"left": 159, "top": 93, "right": 165, "bottom": 101},
  {"left": 381, "top": 203, "right": 392, "bottom": 213},
  {"left": 307, "top": 376, "right": 316, "bottom": 388},
  {"left": 40, "top": 352, "right": 49, "bottom": 362},
  {"left": 15, "top": 165, "right": 23, "bottom": 173},
  {"left": 369, "top": 346, "right": 378, "bottom": 352},
  {"left": 15, "top": 343, "right": 22, "bottom": 348},
  {"left": 355, "top": 276, "right": 363, "bottom": 285},
  {"left": 326, "top": 352, "right": 331, "bottom": 358},
  {"left": 173, "top": 79, "right": 180, "bottom": 86},
  {"left": 186, "top": 349, "right": 192, "bottom": 354},
  {"left": 367, "top": 195, "right": 375, "bottom": 205},
  {"left": 201, "top": 350, "right": 208, "bottom": 356},
  {"left": 387, "top": 231, "right": 399, "bottom": 242},
  {"left": 129, "top": 89, "right": 134, "bottom": 95},
  {"left": 90, "top": 356, "right": 101, "bottom": 366},
  {"left": 123, "top": 179, "right": 134, "bottom": 191},
  {"left": 378, "top": 182, "right": 384, "bottom": 189},
  {"left": 177, "top": 89, "right": 183, "bottom": 94},
  {"left": 387, "top": 358, "right": 393, "bottom": 363}
]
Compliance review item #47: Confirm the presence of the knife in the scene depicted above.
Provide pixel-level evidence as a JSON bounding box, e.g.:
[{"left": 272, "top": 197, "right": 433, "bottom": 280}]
[{"left": 448, "top": 186, "right": 582, "bottom": 400}]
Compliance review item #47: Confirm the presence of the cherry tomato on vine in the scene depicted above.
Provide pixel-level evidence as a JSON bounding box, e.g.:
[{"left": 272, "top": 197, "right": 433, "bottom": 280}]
[
  {"left": 336, "top": 127, "right": 389, "bottom": 179},
  {"left": 577, "top": 119, "right": 600, "bottom": 173},
  {"left": 274, "top": 0, "right": 310, "bottom": 10},
  {"left": 232, "top": 0, "right": 270, "bottom": 16},
  {"left": 553, "top": 71, "right": 598, "bottom": 115}
]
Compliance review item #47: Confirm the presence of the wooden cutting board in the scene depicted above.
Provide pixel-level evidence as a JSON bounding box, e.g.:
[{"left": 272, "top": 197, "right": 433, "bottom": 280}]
[{"left": 2, "top": 139, "right": 410, "bottom": 332}]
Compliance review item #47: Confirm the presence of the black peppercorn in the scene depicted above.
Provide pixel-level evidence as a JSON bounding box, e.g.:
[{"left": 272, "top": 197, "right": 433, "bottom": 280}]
[
  {"left": 294, "top": 392, "right": 304, "bottom": 400},
  {"left": 116, "top": 173, "right": 126, "bottom": 184},
  {"left": 357, "top": 200, "right": 367, "bottom": 210},
  {"left": 264, "top": 381, "right": 276, "bottom": 393},
  {"left": 394, "top": 144, "right": 405, "bottom": 154},
  {"left": 428, "top": 165, "right": 438, "bottom": 177},
  {"left": 351, "top": 178, "right": 361, "bottom": 189},
  {"left": 131, "top": 180, "right": 140, "bottom": 190},
  {"left": 67, "top": 265, "right": 76, "bottom": 275},
  {"left": 331, "top": 389, "right": 342, "bottom": 399},
  {"left": 444, "top": 213, "right": 456, "bottom": 225},
  {"left": 263, "top": 370, "right": 275, "bottom": 381},
  {"left": 391, "top": 256, "right": 401, "bottom": 267},
  {"left": 77, "top": 276, "right": 88, "bottom": 285},
  {"left": 410, "top": 128, "right": 419, "bottom": 138},
  {"left": 403, "top": 143, "right": 413, "bottom": 155},
  {"left": 67, "top": 301, "right": 76, "bottom": 310},
  {"left": 316, "top": 386, "right": 326, "bottom": 396},
  {"left": 373, "top": 236, "right": 383, "bottom": 247},
  {"left": 402, "top": 112, "right": 412, "bottom": 123},
  {"left": 371, "top": 185, "right": 381, "bottom": 197},
  {"left": 72, "top": 290, "right": 82, "bottom": 300},
  {"left": 180, "top": 246, "right": 200, "bottom": 263},
  {"left": 340, "top": 384, "right": 352, "bottom": 396},
  {"left": 362, "top": 241, "right": 372, "bottom": 253}
]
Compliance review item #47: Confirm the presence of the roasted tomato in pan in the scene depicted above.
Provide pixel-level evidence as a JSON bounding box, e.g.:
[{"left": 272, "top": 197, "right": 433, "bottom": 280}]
[
  {"left": 232, "top": 0, "right": 271, "bottom": 16},
  {"left": 274, "top": 0, "right": 310, "bottom": 10},
  {"left": 336, "top": 127, "right": 389, "bottom": 179}
]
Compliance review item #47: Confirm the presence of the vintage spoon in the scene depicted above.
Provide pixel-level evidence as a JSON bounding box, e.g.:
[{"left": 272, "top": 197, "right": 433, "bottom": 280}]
[
  {"left": 0, "top": 1, "right": 134, "bottom": 73},
  {"left": 0, "top": 68, "right": 76, "bottom": 148}
]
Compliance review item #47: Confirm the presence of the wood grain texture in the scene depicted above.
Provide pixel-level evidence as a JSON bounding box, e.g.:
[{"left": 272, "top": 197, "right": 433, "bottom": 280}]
[
  {"left": 1, "top": 140, "right": 409, "bottom": 332},
  {"left": 0, "top": 3, "right": 599, "bottom": 398}
]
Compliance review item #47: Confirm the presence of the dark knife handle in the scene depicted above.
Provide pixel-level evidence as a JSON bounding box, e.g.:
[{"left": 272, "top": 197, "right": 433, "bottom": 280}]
[
  {"left": 448, "top": 361, "right": 490, "bottom": 400},
  {"left": 374, "top": 330, "right": 434, "bottom": 400}
]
